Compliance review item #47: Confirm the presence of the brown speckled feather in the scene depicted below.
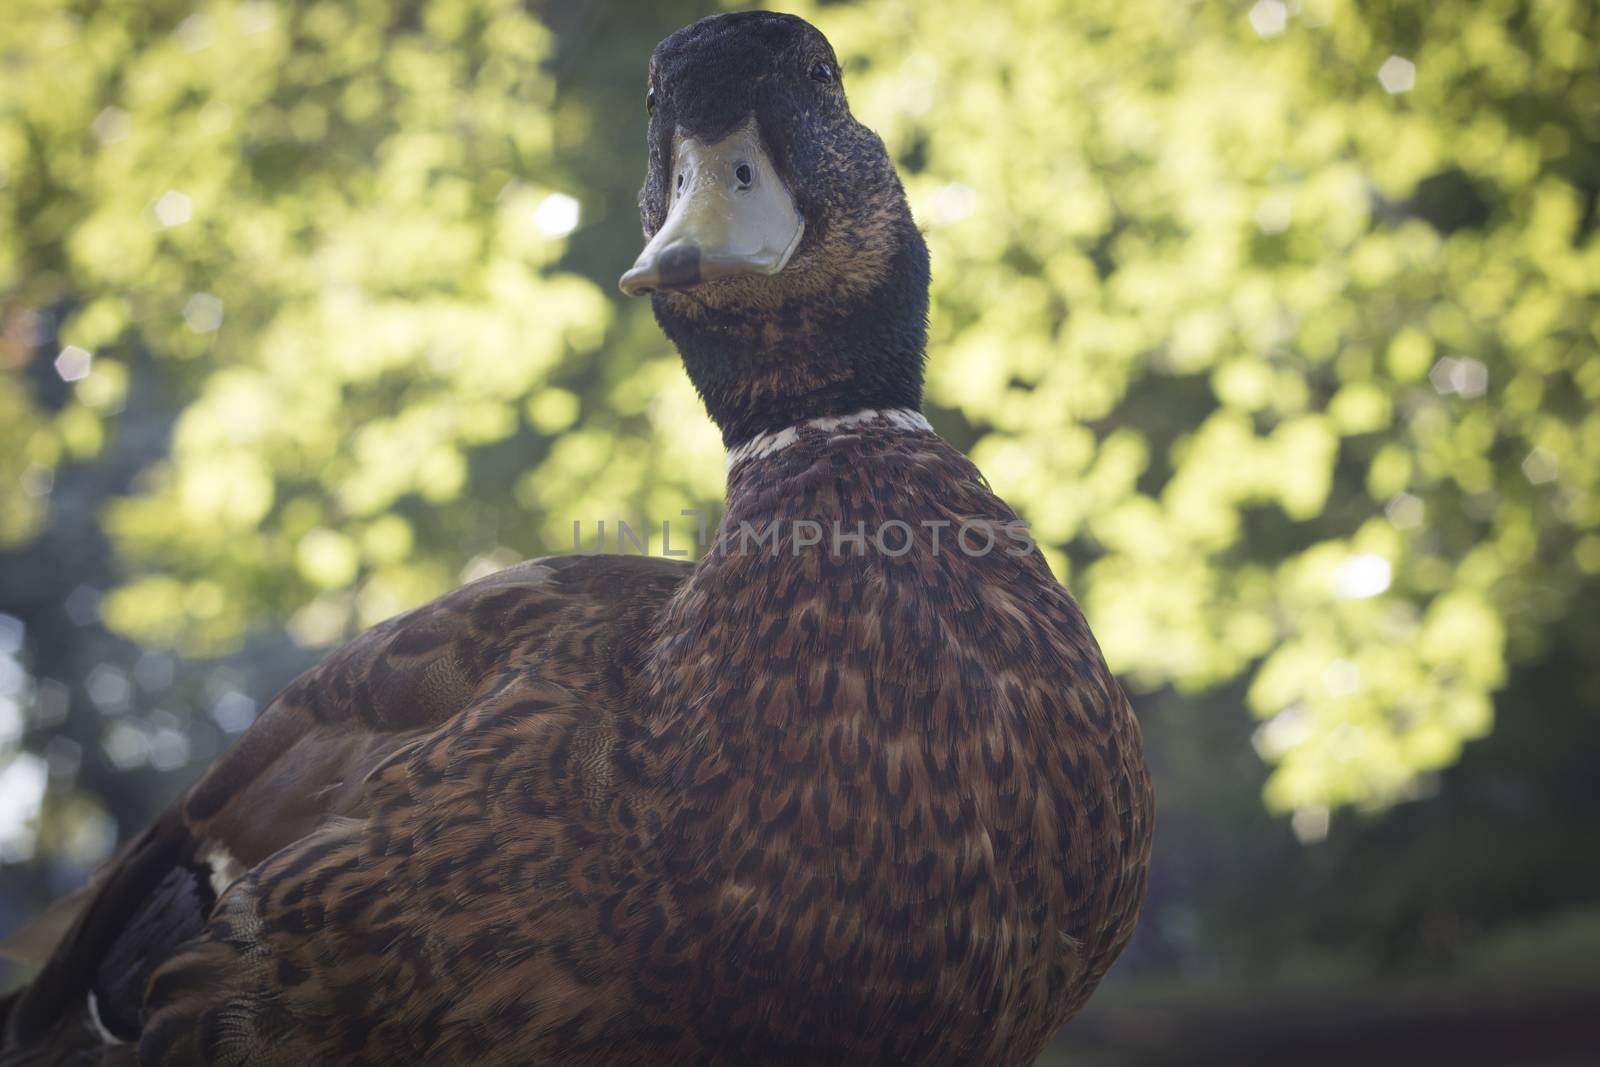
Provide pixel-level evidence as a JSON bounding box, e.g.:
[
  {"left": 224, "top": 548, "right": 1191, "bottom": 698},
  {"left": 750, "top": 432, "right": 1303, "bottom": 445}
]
[
  {"left": 3, "top": 555, "right": 687, "bottom": 1063},
  {"left": 634, "top": 424, "right": 1152, "bottom": 1063},
  {"left": 118, "top": 421, "right": 1146, "bottom": 1066}
]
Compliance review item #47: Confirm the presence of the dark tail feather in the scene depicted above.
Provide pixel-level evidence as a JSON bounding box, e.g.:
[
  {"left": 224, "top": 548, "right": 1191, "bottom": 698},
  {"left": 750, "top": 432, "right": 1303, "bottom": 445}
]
[
  {"left": 3, "top": 811, "right": 201, "bottom": 1053},
  {"left": 0, "top": 989, "right": 133, "bottom": 1066}
]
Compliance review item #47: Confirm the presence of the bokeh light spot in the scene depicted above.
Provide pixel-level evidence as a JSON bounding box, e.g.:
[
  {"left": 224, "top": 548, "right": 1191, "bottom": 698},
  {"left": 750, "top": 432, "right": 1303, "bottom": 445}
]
[
  {"left": 1521, "top": 448, "right": 1558, "bottom": 485},
  {"left": 1385, "top": 493, "right": 1425, "bottom": 530},
  {"left": 1248, "top": 0, "right": 1288, "bottom": 38},
  {"left": 153, "top": 190, "right": 194, "bottom": 228},
  {"left": 90, "top": 106, "right": 131, "bottom": 145},
  {"left": 1333, "top": 553, "right": 1393, "bottom": 599},
  {"left": 0, "top": 753, "right": 48, "bottom": 862},
  {"left": 54, "top": 345, "right": 93, "bottom": 382},
  {"left": 534, "top": 193, "right": 581, "bottom": 238},
  {"left": 183, "top": 293, "right": 226, "bottom": 333},
  {"left": 1429, "top": 356, "right": 1488, "bottom": 397},
  {"left": 1378, "top": 55, "right": 1416, "bottom": 94}
]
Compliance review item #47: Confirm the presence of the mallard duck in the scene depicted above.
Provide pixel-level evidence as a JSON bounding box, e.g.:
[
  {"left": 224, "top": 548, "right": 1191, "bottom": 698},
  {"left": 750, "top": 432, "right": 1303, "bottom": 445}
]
[{"left": 1, "top": 12, "right": 1151, "bottom": 1065}]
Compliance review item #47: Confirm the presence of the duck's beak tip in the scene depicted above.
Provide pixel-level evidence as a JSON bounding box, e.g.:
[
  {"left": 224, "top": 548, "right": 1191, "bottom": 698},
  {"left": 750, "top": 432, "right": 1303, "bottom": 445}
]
[
  {"left": 617, "top": 266, "right": 654, "bottom": 297},
  {"left": 619, "top": 242, "right": 705, "bottom": 297}
]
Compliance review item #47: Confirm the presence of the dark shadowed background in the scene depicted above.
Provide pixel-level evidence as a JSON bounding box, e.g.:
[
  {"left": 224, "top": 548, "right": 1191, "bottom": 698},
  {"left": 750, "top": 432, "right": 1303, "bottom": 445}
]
[{"left": 2, "top": 0, "right": 1598, "bottom": 1062}]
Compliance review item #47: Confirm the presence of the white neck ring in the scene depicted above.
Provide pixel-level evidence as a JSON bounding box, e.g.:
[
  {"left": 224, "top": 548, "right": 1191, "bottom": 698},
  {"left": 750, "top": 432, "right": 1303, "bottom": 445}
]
[{"left": 725, "top": 407, "right": 933, "bottom": 471}]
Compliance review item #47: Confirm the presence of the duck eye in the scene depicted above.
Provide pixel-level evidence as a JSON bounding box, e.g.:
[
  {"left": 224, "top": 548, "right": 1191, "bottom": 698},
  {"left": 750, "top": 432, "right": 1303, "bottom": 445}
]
[
  {"left": 810, "top": 60, "right": 835, "bottom": 83},
  {"left": 646, "top": 88, "right": 656, "bottom": 115}
]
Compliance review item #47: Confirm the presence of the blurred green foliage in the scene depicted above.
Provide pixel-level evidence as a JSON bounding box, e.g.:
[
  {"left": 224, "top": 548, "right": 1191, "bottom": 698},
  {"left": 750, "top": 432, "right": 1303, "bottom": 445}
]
[{"left": 0, "top": 0, "right": 1596, "bottom": 832}]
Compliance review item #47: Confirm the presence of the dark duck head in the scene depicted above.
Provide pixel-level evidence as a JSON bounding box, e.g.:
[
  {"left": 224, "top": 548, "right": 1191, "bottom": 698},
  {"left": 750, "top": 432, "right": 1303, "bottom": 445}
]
[{"left": 620, "top": 11, "right": 930, "bottom": 449}]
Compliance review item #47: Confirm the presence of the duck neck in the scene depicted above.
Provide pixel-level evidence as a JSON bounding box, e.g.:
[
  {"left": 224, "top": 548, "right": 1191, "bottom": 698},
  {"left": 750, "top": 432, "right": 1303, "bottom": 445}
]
[{"left": 652, "top": 221, "right": 931, "bottom": 449}]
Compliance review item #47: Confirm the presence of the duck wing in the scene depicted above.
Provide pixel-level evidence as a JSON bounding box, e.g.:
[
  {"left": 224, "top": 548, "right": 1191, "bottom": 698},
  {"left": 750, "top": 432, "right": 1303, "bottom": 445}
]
[
  {"left": 3, "top": 554, "right": 687, "bottom": 1063},
  {"left": 140, "top": 669, "right": 665, "bottom": 1064}
]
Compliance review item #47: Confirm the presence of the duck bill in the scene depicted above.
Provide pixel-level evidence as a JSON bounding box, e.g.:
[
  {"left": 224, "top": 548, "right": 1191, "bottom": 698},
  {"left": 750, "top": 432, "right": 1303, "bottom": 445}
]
[{"left": 619, "top": 123, "right": 805, "bottom": 296}]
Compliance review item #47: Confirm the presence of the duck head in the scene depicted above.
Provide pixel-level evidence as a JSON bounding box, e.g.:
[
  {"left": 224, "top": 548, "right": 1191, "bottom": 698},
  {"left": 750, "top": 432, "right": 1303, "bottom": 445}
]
[{"left": 621, "top": 12, "right": 930, "bottom": 448}]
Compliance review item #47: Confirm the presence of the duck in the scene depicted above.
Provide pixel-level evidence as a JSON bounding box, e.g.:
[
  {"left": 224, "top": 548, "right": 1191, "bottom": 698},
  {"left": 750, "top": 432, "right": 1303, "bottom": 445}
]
[{"left": 0, "top": 12, "right": 1151, "bottom": 1066}]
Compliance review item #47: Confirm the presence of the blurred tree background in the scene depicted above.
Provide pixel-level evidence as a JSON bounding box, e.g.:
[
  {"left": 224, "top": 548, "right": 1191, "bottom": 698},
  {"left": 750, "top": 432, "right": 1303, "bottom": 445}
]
[{"left": 2, "top": 0, "right": 1598, "bottom": 1060}]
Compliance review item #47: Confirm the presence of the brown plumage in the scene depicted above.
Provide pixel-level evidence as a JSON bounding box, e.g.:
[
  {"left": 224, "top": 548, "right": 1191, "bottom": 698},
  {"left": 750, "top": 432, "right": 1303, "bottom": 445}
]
[{"left": 2, "top": 12, "right": 1151, "bottom": 1066}]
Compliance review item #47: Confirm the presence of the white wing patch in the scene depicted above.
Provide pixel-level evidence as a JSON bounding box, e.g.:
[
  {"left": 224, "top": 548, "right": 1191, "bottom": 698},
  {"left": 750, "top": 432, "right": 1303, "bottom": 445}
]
[
  {"left": 85, "top": 988, "right": 123, "bottom": 1045},
  {"left": 205, "top": 843, "right": 246, "bottom": 899}
]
